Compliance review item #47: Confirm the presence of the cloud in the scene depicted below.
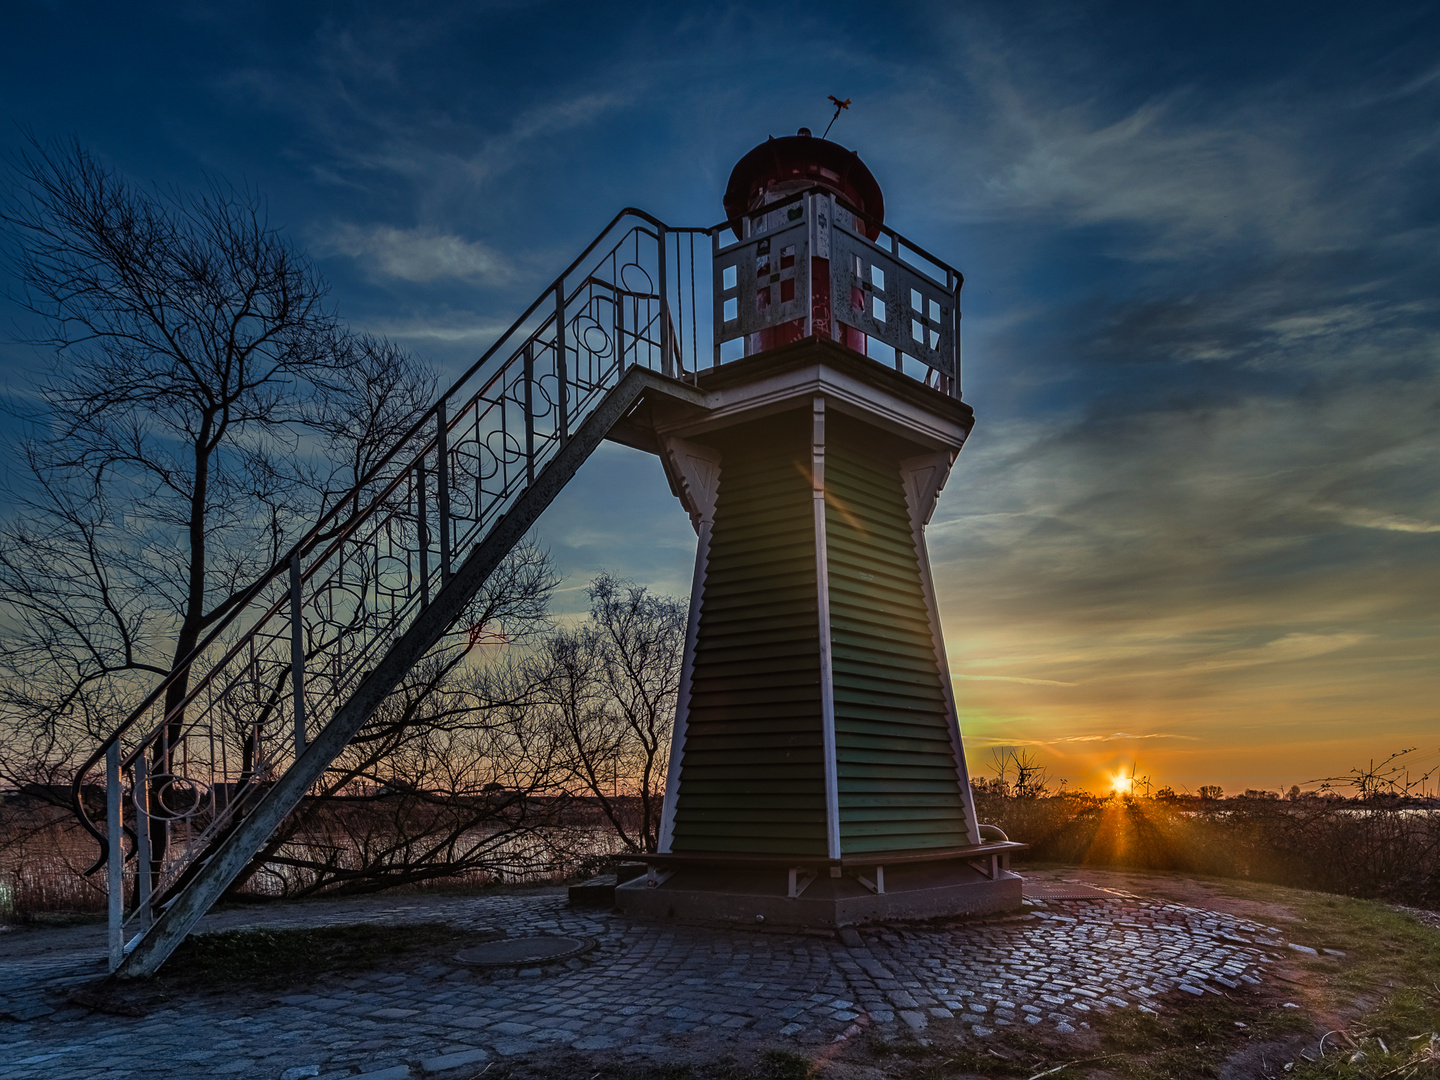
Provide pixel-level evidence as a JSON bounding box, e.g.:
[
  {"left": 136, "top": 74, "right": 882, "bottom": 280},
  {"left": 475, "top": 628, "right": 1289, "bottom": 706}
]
[
  {"left": 976, "top": 94, "right": 1333, "bottom": 257},
  {"left": 955, "top": 674, "right": 1076, "bottom": 687},
  {"left": 1188, "top": 633, "right": 1369, "bottom": 673},
  {"left": 1057, "top": 732, "right": 1199, "bottom": 743},
  {"left": 317, "top": 224, "right": 513, "bottom": 284},
  {"left": 1315, "top": 503, "right": 1440, "bottom": 535},
  {"left": 356, "top": 314, "right": 522, "bottom": 347},
  {"left": 881, "top": 12, "right": 1438, "bottom": 267}
]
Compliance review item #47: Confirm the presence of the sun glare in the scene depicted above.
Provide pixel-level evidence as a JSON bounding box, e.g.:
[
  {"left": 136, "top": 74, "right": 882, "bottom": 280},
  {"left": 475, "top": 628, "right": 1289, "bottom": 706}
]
[{"left": 1111, "top": 773, "right": 1133, "bottom": 796}]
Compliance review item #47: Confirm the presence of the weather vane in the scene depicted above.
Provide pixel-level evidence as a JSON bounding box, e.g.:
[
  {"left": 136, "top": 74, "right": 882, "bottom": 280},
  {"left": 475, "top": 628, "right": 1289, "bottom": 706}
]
[{"left": 822, "top": 94, "right": 850, "bottom": 139}]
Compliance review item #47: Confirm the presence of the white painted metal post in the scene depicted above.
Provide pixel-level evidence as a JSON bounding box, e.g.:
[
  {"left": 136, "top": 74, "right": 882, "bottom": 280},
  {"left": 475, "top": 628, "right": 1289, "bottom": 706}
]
[
  {"left": 658, "top": 226, "right": 671, "bottom": 377},
  {"left": 804, "top": 195, "right": 816, "bottom": 339},
  {"left": 811, "top": 396, "right": 841, "bottom": 861},
  {"left": 106, "top": 743, "right": 123, "bottom": 972}
]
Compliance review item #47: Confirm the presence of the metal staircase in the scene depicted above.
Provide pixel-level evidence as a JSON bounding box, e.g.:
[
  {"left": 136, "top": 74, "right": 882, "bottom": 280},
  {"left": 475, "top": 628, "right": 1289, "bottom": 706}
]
[{"left": 71, "top": 188, "right": 965, "bottom": 978}]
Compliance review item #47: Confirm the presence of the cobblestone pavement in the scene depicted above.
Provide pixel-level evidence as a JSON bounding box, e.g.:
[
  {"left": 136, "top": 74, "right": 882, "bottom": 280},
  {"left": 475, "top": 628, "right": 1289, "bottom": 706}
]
[{"left": 0, "top": 883, "right": 1299, "bottom": 1079}]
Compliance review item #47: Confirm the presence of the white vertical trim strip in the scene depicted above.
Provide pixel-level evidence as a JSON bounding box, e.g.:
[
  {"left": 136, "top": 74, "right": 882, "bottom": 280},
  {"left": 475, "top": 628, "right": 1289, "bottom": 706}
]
[
  {"left": 812, "top": 396, "right": 842, "bottom": 860},
  {"left": 901, "top": 453, "right": 982, "bottom": 845}
]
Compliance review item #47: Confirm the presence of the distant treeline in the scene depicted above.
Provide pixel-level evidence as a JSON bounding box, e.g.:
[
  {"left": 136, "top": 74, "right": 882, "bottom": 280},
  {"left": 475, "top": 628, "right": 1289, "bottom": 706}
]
[{"left": 974, "top": 787, "right": 1440, "bottom": 909}]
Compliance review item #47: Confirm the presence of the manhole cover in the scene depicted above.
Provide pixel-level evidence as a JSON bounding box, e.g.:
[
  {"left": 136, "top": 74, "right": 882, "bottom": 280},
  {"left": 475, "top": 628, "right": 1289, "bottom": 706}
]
[{"left": 453, "top": 934, "right": 596, "bottom": 967}]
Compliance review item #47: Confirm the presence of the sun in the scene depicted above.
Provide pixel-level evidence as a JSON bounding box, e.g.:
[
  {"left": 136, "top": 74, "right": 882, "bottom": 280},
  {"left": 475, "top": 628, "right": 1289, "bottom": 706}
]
[{"left": 1111, "top": 773, "right": 1134, "bottom": 796}]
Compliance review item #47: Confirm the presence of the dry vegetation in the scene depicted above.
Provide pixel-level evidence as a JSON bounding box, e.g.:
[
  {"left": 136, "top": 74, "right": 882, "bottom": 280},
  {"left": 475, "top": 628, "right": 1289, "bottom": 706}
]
[{"left": 974, "top": 749, "right": 1440, "bottom": 911}]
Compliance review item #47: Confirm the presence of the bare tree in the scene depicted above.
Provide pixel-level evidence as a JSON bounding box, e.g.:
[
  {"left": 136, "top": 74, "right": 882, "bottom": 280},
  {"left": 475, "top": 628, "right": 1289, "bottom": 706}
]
[
  {"left": 486, "top": 575, "right": 686, "bottom": 854},
  {"left": 0, "top": 138, "right": 432, "bottom": 811},
  {"left": 984, "top": 747, "right": 1049, "bottom": 799}
]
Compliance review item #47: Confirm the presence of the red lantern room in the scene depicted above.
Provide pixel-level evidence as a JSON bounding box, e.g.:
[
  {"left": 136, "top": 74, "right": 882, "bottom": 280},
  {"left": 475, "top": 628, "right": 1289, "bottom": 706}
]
[{"left": 722, "top": 129, "right": 886, "bottom": 356}]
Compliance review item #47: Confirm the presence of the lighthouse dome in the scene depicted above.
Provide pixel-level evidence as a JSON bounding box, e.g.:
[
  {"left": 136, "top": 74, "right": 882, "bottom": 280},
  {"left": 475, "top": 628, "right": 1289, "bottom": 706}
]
[{"left": 723, "top": 131, "right": 884, "bottom": 239}]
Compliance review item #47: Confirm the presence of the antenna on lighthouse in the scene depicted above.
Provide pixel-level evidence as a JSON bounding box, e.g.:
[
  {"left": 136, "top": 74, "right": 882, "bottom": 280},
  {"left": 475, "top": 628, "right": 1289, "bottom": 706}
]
[{"left": 822, "top": 94, "right": 851, "bottom": 139}]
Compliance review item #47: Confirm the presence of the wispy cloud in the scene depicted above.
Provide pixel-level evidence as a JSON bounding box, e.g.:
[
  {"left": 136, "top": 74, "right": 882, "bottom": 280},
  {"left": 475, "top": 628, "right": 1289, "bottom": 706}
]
[
  {"left": 1058, "top": 732, "right": 1199, "bottom": 743},
  {"left": 316, "top": 224, "right": 513, "bottom": 284},
  {"left": 956, "top": 674, "right": 1076, "bottom": 687},
  {"left": 1188, "top": 633, "right": 1369, "bottom": 673},
  {"left": 1315, "top": 503, "right": 1440, "bottom": 535}
]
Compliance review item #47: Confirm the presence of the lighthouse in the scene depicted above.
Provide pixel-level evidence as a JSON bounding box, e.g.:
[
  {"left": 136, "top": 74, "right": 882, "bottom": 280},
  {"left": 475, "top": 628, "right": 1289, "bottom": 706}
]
[
  {"left": 81, "top": 122, "right": 1024, "bottom": 978},
  {"left": 615, "top": 131, "right": 1023, "bottom": 926}
]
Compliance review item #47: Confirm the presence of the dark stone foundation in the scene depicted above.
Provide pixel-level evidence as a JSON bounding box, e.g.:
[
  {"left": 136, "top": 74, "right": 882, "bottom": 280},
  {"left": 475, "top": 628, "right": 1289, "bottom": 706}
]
[{"left": 614, "top": 858, "right": 1022, "bottom": 928}]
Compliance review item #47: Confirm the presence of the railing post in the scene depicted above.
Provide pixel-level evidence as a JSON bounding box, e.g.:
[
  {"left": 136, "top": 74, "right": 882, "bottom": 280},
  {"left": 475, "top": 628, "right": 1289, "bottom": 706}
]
[
  {"left": 555, "top": 282, "right": 569, "bottom": 443},
  {"left": 133, "top": 754, "right": 152, "bottom": 929},
  {"left": 523, "top": 341, "right": 535, "bottom": 484},
  {"left": 289, "top": 551, "right": 306, "bottom": 757},
  {"left": 711, "top": 229, "right": 722, "bottom": 368},
  {"left": 658, "top": 226, "right": 672, "bottom": 377},
  {"left": 952, "top": 280, "right": 963, "bottom": 398},
  {"left": 107, "top": 742, "right": 123, "bottom": 971},
  {"left": 436, "top": 401, "right": 452, "bottom": 584}
]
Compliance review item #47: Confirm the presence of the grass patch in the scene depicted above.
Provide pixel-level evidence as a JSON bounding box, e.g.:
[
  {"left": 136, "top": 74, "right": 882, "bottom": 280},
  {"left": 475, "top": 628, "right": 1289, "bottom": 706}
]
[
  {"left": 160, "top": 921, "right": 459, "bottom": 990},
  {"left": 70, "top": 921, "right": 463, "bottom": 1017},
  {"left": 1091, "top": 989, "right": 1311, "bottom": 1079}
]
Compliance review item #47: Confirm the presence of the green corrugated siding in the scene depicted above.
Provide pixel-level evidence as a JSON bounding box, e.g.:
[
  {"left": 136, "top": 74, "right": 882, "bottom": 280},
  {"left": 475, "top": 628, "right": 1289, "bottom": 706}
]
[
  {"left": 825, "top": 436, "right": 969, "bottom": 854},
  {"left": 670, "top": 417, "right": 828, "bottom": 856}
]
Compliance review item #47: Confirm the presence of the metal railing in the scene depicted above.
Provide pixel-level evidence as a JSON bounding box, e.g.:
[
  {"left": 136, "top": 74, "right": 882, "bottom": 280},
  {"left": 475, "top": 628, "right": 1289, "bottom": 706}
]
[
  {"left": 71, "top": 195, "right": 964, "bottom": 969},
  {"left": 711, "top": 189, "right": 963, "bottom": 396}
]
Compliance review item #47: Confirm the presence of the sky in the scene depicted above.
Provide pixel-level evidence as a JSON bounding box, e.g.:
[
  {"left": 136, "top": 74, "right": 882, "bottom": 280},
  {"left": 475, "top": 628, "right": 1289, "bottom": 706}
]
[{"left": 2, "top": 0, "right": 1437, "bottom": 795}]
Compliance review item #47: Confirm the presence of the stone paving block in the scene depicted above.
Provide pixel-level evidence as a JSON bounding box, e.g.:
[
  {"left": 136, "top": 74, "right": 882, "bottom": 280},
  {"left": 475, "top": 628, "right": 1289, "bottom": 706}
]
[
  {"left": 353, "top": 1067, "right": 411, "bottom": 1080},
  {"left": 420, "top": 1048, "right": 490, "bottom": 1073}
]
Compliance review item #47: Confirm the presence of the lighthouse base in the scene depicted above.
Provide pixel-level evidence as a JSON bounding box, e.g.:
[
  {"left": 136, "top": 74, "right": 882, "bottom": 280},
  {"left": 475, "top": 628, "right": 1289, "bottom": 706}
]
[{"left": 614, "top": 856, "right": 1022, "bottom": 929}]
